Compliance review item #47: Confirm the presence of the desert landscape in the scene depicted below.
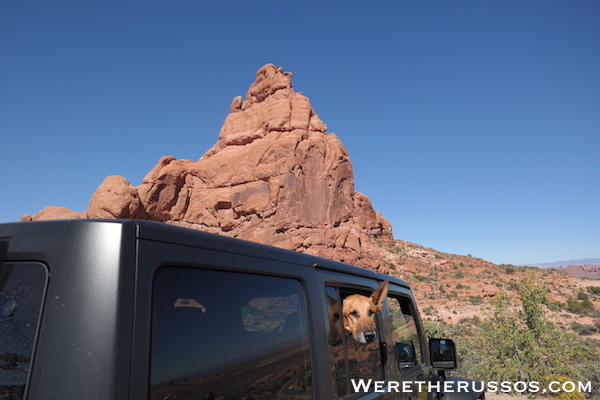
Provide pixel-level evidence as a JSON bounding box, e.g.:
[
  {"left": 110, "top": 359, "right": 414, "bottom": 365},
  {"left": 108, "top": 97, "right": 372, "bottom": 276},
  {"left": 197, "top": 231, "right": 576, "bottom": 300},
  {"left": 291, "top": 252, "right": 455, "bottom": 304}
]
[{"left": 20, "top": 64, "right": 600, "bottom": 397}]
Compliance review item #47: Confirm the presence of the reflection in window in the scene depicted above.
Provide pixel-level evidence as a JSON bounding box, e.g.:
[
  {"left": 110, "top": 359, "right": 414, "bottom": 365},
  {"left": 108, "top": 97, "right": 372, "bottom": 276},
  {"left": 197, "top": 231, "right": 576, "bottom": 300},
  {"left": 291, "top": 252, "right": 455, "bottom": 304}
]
[
  {"left": 150, "top": 267, "right": 312, "bottom": 400},
  {"left": 389, "top": 297, "right": 423, "bottom": 372},
  {"left": 0, "top": 262, "right": 47, "bottom": 400},
  {"left": 325, "top": 286, "right": 384, "bottom": 397}
]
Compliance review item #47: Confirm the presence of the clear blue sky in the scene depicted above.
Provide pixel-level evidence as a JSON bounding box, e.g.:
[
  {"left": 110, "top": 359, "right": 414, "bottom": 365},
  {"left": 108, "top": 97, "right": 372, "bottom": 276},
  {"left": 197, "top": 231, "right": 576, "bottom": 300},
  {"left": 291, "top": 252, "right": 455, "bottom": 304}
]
[{"left": 2, "top": 1, "right": 598, "bottom": 266}]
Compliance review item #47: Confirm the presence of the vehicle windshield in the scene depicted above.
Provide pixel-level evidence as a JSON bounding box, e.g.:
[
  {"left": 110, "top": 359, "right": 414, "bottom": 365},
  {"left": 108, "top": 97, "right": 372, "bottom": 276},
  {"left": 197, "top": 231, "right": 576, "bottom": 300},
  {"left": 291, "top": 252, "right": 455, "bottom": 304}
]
[{"left": 0, "top": 262, "right": 47, "bottom": 400}]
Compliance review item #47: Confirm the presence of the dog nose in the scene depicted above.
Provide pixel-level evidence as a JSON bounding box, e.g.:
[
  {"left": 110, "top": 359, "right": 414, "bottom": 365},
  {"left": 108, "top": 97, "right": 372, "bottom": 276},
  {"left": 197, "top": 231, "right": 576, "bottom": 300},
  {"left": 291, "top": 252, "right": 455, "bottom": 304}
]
[{"left": 364, "top": 331, "right": 376, "bottom": 343}]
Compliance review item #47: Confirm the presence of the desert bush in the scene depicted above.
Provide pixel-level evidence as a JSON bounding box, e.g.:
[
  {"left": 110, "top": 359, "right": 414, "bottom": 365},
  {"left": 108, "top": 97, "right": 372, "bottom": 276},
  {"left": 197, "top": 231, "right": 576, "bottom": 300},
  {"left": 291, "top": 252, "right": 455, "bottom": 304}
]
[
  {"left": 548, "top": 301, "right": 562, "bottom": 312},
  {"left": 456, "top": 274, "right": 597, "bottom": 389},
  {"left": 578, "top": 326, "right": 596, "bottom": 336},
  {"left": 388, "top": 245, "right": 402, "bottom": 254},
  {"left": 570, "top": 322, "right": 586, "bottom": 331},
  {"left": 586, "top": 286, "right": 600, "bottom": 295},
  {"left": 577, "top": 290, "right": 589, "bottom": 301},
  {"left": 422, "top": 305, "right": 435, "bottom": 315},
  {"left": 565, "top": 296, "right": 595, "bottom": 316},
  {"left": 423, "top": 320, "right": 447, "bottom": 340},
  {"left": 543, "top": 374, "right": 586, "bottom": 400},
  {"left": 499, "top": 264, "right": 517, "bottom": 274}
]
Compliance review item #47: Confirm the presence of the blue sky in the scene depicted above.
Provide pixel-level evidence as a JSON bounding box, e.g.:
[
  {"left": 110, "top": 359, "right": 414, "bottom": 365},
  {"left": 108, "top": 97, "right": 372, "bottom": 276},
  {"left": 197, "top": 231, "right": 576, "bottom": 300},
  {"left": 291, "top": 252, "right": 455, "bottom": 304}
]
[{"left": 2, "top": 1, "right": 598, "bottom": 266}]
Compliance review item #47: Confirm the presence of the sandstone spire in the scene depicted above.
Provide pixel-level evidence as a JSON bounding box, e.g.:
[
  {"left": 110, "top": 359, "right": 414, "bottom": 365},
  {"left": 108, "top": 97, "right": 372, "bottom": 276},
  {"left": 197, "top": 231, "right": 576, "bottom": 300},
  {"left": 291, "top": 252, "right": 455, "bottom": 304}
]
[{"left": 22, "top": 64, "right": 394, "bottom": 271}]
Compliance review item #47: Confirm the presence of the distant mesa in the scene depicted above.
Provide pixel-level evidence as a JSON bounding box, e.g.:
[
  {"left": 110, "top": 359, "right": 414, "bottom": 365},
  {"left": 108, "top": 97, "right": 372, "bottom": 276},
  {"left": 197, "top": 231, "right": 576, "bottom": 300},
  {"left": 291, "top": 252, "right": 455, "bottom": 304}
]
[
  {"left": 529, "top": 258, "right": 600, "bottom": 268},
  {"left": 529, "top": 258, "right": 600, "bottom": 279},
  {"left": 553, "top": 264, "right": 600, "bottom": 279},
  {"left": 21, "top": 64, "right": 394, "bottom": 272}
]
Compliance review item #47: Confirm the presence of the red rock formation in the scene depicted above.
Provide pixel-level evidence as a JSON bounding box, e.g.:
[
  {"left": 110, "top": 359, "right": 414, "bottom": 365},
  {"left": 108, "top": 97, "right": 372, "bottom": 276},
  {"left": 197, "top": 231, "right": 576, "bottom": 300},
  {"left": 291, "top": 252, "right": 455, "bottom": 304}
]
[
  {"left": 21, "top": 64, "right": 394, "bottom": 272},
  {"left": 555, "top": 264, "right": 600, "bottom": 279}
]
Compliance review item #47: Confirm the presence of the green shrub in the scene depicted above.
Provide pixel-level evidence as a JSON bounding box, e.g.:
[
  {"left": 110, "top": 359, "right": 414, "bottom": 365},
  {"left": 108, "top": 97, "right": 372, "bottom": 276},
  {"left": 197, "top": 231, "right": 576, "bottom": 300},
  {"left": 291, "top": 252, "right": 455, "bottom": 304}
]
[
  {"left": 456, "top": 274, "right": 598, "bottom": 388},
  {"left": 565, "top": 296, "right": 595, "bottom": 316},
  {"left": 422, "top": 305, "right": 435, "bottom": 315},
  {"left": 577, "top": 290, "right": 589, "bottom": 301},
  {"left": 423, "top": 321, "right": 447, "bottom": 340},
  {"left": 543, "top": 374, "right": 586, "bottom": 400},
  {"left": 388, "top": 246, "right": 402, "bottom": 254},
  {"left": 587, "top": 286, "right": 600, "bottom": 295},
  {"left": 578, "top": 327, "right": 595, "bottom": 336},
  {"left": 548, "top": 301, "right": 562, "bottom": 312},
  {"left": 499, "top": 264, "right": 517, "bottom": 274}
]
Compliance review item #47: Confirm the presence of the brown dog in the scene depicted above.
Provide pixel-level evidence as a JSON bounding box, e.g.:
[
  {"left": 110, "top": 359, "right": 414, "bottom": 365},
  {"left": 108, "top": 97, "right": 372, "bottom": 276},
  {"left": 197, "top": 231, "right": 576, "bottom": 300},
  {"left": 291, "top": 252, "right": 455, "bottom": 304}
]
[{"left": 328, "top": 281, "right": 389, "bottom": 344}]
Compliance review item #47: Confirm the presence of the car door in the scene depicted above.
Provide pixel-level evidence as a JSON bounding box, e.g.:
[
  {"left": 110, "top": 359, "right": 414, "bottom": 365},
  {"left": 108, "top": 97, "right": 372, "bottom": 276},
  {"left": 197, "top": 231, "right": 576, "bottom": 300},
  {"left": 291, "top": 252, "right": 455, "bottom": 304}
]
[
  {"left": 386, "top": 283, "right": 440, "bottom": 400},
  {"left": 129, "top": 235, "right": 329, "bottom": 399},
  {"left": 317, "top": 270, "right": 395, "bottom": 400}
]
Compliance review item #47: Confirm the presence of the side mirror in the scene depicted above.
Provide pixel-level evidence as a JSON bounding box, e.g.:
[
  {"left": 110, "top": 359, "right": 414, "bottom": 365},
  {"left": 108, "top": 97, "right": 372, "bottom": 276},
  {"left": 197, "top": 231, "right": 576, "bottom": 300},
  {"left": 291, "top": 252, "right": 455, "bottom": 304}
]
[
  {"left": 429, "top": 338, "right": 456, "bottom": 370},
  {"left": 394, "top": 342, "right": 417, "bottom": 369}
]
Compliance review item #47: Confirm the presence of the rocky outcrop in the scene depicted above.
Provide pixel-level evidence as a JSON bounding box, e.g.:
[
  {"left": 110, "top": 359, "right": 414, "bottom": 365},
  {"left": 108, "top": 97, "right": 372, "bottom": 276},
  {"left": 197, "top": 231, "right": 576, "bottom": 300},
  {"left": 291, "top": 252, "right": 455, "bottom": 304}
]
[
  {"left": 555, "top": 264, "right": 600, "bottom": 279},
  {"left": 21, "top": 64, "right": 394, "bottom": 271},
  {"left": 88, "top": 175, "right": 148, "bottom": 220},
  {"left": 21, "top": 206, "right": 85, "bottom": 221}
]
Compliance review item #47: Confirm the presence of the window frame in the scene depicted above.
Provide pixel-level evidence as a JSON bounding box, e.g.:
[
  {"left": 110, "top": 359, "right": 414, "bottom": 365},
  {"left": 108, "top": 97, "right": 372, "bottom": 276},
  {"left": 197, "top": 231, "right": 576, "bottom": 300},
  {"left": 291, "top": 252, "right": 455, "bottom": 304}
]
[
  {"left": 319, "top": 272, "right": 391, "bottom": 400},
  {"left": 0, "top": 261, "right": 49, "bottom": 400},
  {"left": 148, "top": 265, "right": 314, "bottom": 399},
  {"left": 132, "top": 237, "right": 327, "bottom": 399},
  {"left": 387, "top": 291, "right": 429, "bottom": 378}
]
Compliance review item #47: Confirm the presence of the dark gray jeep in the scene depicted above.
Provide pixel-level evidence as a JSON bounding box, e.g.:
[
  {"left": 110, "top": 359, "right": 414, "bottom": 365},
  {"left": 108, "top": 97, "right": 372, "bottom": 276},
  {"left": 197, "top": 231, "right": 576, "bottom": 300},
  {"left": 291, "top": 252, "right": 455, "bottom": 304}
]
[{"left": 0, "top": 220, "right": 480, "bottom": 400}]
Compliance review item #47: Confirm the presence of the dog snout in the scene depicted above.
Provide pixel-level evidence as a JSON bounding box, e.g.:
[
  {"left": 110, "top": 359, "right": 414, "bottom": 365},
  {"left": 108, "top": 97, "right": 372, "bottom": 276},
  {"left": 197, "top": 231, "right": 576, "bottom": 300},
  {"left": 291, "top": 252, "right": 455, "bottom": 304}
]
[{"left": 363, "top": 331, "right": 376, "bottom": 343}]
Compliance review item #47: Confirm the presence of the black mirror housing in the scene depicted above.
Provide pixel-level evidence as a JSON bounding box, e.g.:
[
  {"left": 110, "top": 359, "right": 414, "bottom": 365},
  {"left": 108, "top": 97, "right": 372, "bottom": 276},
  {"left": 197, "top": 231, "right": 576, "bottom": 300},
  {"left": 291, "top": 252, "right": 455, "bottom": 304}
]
[{"left": 429, "top": 338, "right": 457, "bottom": 370}]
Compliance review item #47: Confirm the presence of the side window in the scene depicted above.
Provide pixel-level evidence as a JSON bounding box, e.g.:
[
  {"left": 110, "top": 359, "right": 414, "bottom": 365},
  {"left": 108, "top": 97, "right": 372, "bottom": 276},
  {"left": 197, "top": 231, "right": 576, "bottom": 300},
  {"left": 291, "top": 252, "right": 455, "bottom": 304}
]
[
  {"left": 325, "top": 285, "right": 385, "bottom": 398},
  {"left": 0, "top": 262, "right": 47, "bottom": 400},
  {"left": 389, "top": 296, "right": 424, "bottom": 372},
  {"left": 150, "top": 267, "right": 312, "bottom": 400}
]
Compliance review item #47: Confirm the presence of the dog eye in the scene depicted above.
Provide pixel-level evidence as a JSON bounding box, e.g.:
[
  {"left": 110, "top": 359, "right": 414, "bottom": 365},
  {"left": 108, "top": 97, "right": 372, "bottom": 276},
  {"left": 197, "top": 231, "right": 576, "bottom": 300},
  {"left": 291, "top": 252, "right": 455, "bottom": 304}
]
[
  {"left": 368, "top": 309, "right": 375, "bottom": 316},
  {"left": 334, "top": 312, "right": 340, "bottom": 320},
  {"left": 350, "top": 311, "right": 358, "bottom": 318}
]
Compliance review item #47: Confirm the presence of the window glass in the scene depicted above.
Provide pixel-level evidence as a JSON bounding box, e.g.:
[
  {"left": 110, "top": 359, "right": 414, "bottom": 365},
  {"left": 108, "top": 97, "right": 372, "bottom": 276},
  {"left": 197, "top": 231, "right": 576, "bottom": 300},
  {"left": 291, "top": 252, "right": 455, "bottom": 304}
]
[
  {"left": 325, "top": 286, "right": 384, "bottom": 397},
  {"left": 150, "top": 267, "right": 312, "bottom": 400},
  {"left": 0, "top": 262, "right": 47, "bottom": 400},
  {"left": 389, "top": 296, "right": 424, "bottom": 372}
]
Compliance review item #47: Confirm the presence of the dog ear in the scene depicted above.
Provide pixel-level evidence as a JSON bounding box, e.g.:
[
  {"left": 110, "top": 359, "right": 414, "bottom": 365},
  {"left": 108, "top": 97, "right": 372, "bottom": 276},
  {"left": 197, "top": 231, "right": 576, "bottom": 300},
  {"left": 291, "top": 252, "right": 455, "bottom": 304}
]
[
  {"left": 370, "top": 281, "right": 389, "bottom": 311},
  {"left": 327, "top": 294, "right": 340, "bottom": 322},
  {"left": 326, "top": 294, "right": 338, "bottom": 307}
]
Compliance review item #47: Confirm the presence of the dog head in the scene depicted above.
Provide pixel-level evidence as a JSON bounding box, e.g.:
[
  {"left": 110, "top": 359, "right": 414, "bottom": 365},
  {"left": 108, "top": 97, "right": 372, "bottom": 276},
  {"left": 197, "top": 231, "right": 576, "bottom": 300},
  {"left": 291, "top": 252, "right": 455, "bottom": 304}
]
[
  {"left": 328, "top": 281, "right": 389, "bottom": 345},
  {"left": 342, "top": 281, "right": 388, "bottom": 344}
]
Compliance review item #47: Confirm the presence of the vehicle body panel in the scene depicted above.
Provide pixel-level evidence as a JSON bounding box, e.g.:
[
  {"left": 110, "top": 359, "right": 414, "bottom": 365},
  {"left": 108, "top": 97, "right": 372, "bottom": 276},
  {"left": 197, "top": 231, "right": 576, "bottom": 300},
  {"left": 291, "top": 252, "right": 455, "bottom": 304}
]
[{"left": 0, "top": 220, "right": 479, "bottom": 400}]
